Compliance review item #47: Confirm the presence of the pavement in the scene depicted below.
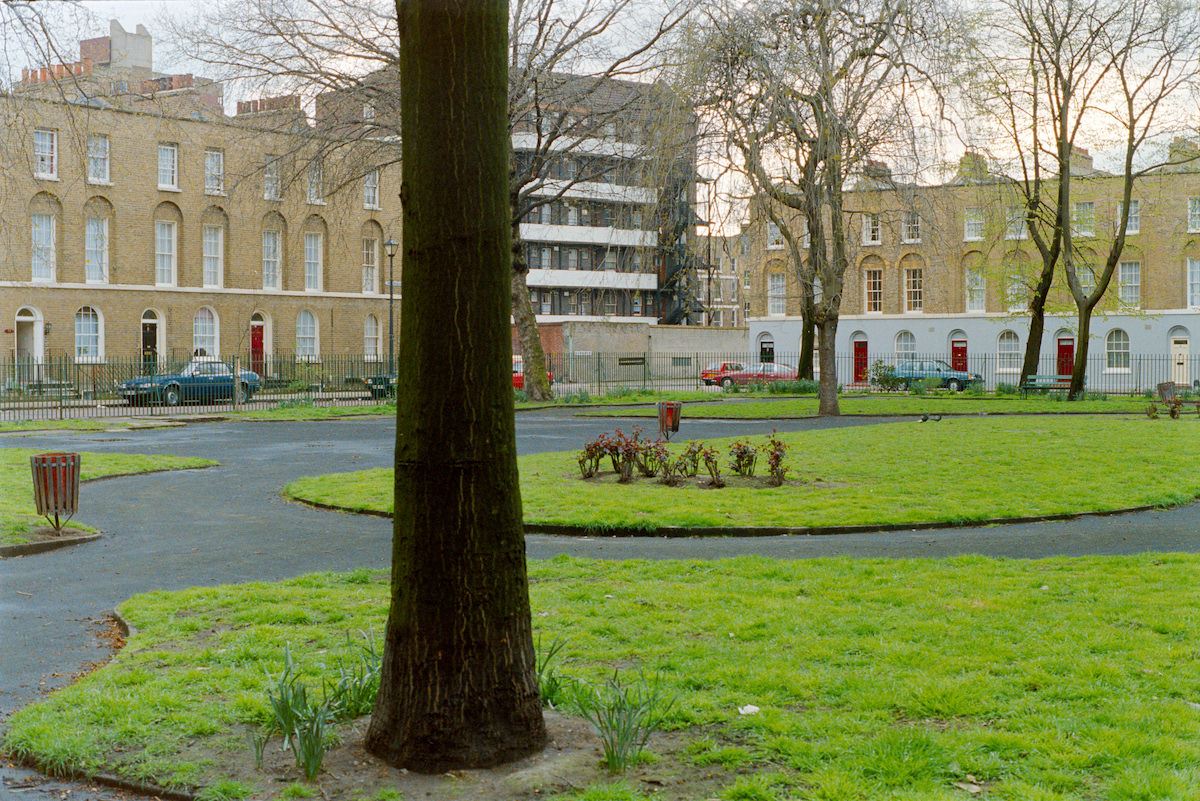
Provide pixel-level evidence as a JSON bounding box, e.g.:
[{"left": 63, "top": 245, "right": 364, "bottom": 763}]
[{"left": 1, "top": 409, "right": 1198, "bottom": 798}]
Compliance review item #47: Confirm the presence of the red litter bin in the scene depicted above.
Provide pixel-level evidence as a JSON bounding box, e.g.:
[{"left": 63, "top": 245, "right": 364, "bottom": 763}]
[
  {"left": 30, "top": 452, "right": 80, "bottom": 532},
  {"left": 657, "top": 401, "right": 682, "bottom": 441}
]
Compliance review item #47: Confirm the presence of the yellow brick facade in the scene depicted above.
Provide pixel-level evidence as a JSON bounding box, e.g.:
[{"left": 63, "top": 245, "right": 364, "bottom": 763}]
[{"left": 2, "top": 96, "right": 401, "bottom": 368}]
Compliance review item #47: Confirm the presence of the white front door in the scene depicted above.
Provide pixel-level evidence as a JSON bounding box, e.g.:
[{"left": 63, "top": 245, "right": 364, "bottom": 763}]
[{"left": 1171, "top": 337, "right": 1190, "bottom": 386}]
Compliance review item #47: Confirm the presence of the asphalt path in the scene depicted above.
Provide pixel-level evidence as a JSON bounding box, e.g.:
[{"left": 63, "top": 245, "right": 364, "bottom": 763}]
[{"left": 1, "top": 409, "right": 1198, "bottom": 798}]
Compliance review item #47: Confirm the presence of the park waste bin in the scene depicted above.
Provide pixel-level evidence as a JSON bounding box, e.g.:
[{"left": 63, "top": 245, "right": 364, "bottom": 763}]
[
  {"left": 657, "top": 401, "right": 682, "bottom": 440},
  {"left": 31, "top": 452, "right": 80, "bottom": 531}
]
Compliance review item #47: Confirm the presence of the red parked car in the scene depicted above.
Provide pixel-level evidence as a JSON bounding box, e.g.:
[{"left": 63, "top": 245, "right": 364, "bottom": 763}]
[
  {"left": 512, "top": 356, "right": 553, "bottom": 390},
  {"left": 705, "top": 361, "right": 798, "bottom": 388}
]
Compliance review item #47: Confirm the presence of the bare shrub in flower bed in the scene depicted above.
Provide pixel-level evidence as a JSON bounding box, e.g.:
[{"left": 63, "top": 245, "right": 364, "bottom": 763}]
[{"left": 578, "top": 432, "right": 788, "bottom": 490}]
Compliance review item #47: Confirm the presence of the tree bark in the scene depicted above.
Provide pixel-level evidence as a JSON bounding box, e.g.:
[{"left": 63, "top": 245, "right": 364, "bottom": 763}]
[
  {"left": 816, "top": 317, "right": 839, "bottom": 416},
  {"left": 510, "top": 216, "right": 553, "bottom": 401},
  {"left": 1069, "top": 305, "right": 1093, "bottom": 400},
  {"left": 1018, "top": 266, "right": 1054, "bottom": 385},
  {"left": 366, "top": 0, "right": 546, "bottom": 772},
  {"left": 798, "top": 298, "right": 815, "bottom": 380}
]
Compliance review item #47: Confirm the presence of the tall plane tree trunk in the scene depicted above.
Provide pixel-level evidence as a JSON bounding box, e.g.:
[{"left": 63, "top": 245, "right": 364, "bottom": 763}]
[
  {"left": 816, "top": 317, "right": 839, "bottom": 415},
  {"left": 510, "top": 218, "right": 553, "bottom": 401},
  {"left": 1069, "top": 306, "right": 1093, "bottom": 400},
  {"left": 1019, "top": 262, "right": 1056, "bottom": 385},
  {"left": 798, "top": 298, "right": 816, "bottom": 380},
  {"left": 366, "top": 0, "right": 546, "bottom": 772}
]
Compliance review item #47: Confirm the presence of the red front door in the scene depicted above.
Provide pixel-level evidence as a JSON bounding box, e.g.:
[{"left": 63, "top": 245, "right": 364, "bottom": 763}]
[
  {"left": 250, "top": 324, "right": 265, "bottom": 376},
  {"left": 853, "top": 341, "right": 869, "bottom": 383},
  {"left": 1057, "top": 338, "right": 1074, "bottom": 375},
  {"left": 951, "top": 340, "right": 967, "bottom": 372}
]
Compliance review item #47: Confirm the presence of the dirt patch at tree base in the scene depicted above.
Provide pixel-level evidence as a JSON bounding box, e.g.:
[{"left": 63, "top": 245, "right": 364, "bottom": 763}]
[{"left": 0, "top": 527, "right": 96, "bottom": 557}]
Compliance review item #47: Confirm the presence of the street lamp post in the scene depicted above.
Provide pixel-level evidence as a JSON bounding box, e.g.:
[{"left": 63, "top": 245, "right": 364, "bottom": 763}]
[{"left": 384, "top": 237, "right": 399, "bottom": 374}]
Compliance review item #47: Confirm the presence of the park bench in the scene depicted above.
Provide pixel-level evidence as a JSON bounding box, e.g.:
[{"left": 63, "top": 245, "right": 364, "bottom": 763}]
[
  {"left": 1018, "top": 374, "right": 1073, "bottom": 397},
  {"left": 27, "top": 380, "right": 78, "bottom": 398}
]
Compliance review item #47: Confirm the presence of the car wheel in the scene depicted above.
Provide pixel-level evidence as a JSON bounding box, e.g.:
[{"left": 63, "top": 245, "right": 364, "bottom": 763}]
[
  {"left": 947, "top": 379, "right": 962, "bottom": 392},
  {"left": 237, "top": 383, "right": 250, "bottom": 404},
  {"left": 721, "top": 377, "right": 734, "bottom": 389},
  {"left": 164, "top": 385, "right": 181, "bottom": 407},
  {"left": 899, "top": 379, "right": 910, "bottom": 391}
]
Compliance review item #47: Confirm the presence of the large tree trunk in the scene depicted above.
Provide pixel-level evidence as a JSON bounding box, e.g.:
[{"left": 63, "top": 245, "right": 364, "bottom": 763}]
[
  {"left": 366, "top": 0, "right": 546, "bottom": 772},
  {"left": 798, "top": 299, "right": 816, "bottom": 380},
  {"left": 1069, "top": 305, "right": 1093, "bottom": 400},
  {"left": 510, "top": 222, "right": 553, "bottom": 401},
  {"left": 1019, "top": 265, "right": 1055, "bottom": 385},
  {"left": 816, "top": 317, "right": 839, "bottom": 416}
]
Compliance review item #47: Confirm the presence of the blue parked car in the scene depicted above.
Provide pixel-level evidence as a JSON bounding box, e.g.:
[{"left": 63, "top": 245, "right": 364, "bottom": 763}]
[
  {"left": 119, "top": 357, "right": 260, "bottom": 406},
  {"left": 893, "top": 359, "right": 980, "bottom": 392}
]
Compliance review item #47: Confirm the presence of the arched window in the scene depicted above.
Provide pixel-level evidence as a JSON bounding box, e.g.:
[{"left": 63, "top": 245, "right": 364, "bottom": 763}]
[
  {"left": 364, "top": 314, "right": 380, "bottom": 360},
  {"left": 998, "top": 330, "right": 1020, "bottom": 371},
  {"left": 193, "top": 307, "right": 218, "bottom": 356},
  {"left": 74, "top": 306, "right": 102, "bottom": 362},
  {"left": 297, "top": 310, "right": 319, "bottom": 359},
  {"left": 1106, "top": 329, "right": 1130, "bottom": 370},
  {"left": 894, "top": 330, "right": 916, "bottom": 357}
]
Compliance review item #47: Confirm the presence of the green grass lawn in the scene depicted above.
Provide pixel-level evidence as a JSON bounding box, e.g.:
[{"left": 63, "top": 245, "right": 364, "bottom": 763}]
[
  {"left": 0, "top": 449, "right": 215, "bottom": 546},
  {"left": 285, "top": 416, "right": 1200, "bottom": 530},
  {"left": 582, "top": 393, "right": 1153, "bottom": 419},
  {"left": 6, "top": 555, "right": 1200, "bottom": 799}
]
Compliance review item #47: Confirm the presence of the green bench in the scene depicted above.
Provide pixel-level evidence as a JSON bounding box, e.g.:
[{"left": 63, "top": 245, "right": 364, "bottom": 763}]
[{"left": 1018, "top": 374, "right": 1073, "bottom": 397}]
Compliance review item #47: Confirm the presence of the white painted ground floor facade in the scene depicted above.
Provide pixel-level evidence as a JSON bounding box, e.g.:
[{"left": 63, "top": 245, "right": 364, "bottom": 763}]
[{"left": 749, "top": 310, "right": 1200, "bottom": 392}]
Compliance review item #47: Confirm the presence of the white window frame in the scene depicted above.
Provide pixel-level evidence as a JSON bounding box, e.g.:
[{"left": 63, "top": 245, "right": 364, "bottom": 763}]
[
  {"left": 997, "top": 331, "right": 1021, "bottom": 373},
  {"left": 1005, "top": 206, "right": 1027, "bottom": 240},
  {"left": 204, "top": 149, "right": 224, "bottom": 195},
  {"left": 965, "top": 266, "right": 985, "bottom": 312},
  {"left": 306, "top": 160, "right": 324, "bottom": 205},
  {"left": 155, "top": 220, "right": 177, "bottom": 286},
  {"left": 1105, "top": 329, "right": 1131, "bottom": 372},
  {"left": 904, "top": 268, "right": 923, "bottom": 312},
  {"left": 364, "top": 169, "right": 380, "bottom": 209},
  {"left": 262, "top": 230, "right": 281, "bottom": 290},
  {"left": 901, "top": 211, "right": 921, "bottom": 244},
  {"left": 1072, "top": 201, "right": 1095, "bottom": 238},
  {"left": 1005, "top": 274, "right": 1026, "bottom": 312},
  {"left": 74, "top": 306, "right": 103, "bottom": 362},
  {"left": 1118, "top": 260, "right": 1140, "bottom": 307},
  {"left": 1189, "top": 198, "right": 1200, "bottom": 233},
  {"left": 963, "top": 207, "right": 984, "bottom": 242},
  {"left": 87, "top": 134, "right": 110, "bottom": 184},
  {"left": 895, "top": 330, "right": 916, "bottom": 357},
  {"left": 364, "top": 315, "right": 381, "bottom": 360},
  {"left": 304, "top": 232, "right": 323, "bottom": 291},
  {"left": 202, "top": 225, "right": 224, "bottom": 288},
  {"left": 85, "top": 216, "right": 109, "bottom": 284},
  {"left": 158, "top": 143, "right": 179, "bottom": 190},
  {"left": 1188, "top": 258, "right": 1200, "bottom": 308},
  {"left": 767, "top": 273, "right": 787, "bottom": 316},
  {"left": 33, "top": 129, "right": 57, "bottom": 179},
  {"left": 264, "top": 156, "right": 282, "bottom": 201},
  {"left": 193, "top": 307, "right": 219, "bottom": 357},
  {"left": 1120, "top": 200, "right": 1140, "bottom": 234},
  {"left": 862, "top": 213, "right": 881, "bottom": 245},
  {"left": 864, "top": 268, "right": 883, "bottom": 313},
  {"left": 296, "top": 310, "right": 319, "bottom": 359},
  {"left": 31, "top": 213, "right": 56, "bottom": 283},
  {"left": 362, "top": 237, "right": 379, "bottom": 294},
  {"left": 766, "top": 221, "right": 785, "bottom": 249}
]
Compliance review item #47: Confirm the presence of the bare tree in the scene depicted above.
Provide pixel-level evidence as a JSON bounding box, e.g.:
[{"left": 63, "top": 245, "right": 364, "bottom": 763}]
[
  {"left": 960, "top": 0, "right": 1200, "bottom": 396},
  {"left": 363, "top": 0, "right": 546, "bottom": 771},
  {"left": 681, "top": 0, "right": 949, "bottom": 415}
]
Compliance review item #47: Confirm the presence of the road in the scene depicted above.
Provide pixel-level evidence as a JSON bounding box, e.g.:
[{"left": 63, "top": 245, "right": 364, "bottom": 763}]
[{"left": 1, "top": 410, "right": 1197, "bottom": 798}]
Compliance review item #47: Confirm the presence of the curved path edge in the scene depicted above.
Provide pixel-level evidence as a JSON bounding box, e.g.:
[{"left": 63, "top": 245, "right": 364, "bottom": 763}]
[
  {"left": 0, "top": 531, "right": 99, "bottom": 558},
  {"left": 285, "top": 494, "right": 1192, "bottom": 538}
]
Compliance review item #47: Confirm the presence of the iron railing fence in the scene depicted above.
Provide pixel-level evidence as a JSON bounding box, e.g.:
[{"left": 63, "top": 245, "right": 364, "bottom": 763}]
[
  {"left": 1, "top": 349, "right": 1194, "bottom": 420},
  {"left": 541, "top": 350, "right": 1200, "bottom": 397},
  {"left": 0, "top": 353, "right": 398, "bottom": 421}
]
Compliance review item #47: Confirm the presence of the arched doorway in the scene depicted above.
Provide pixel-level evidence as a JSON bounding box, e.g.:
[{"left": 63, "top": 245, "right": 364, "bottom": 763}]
[
  {"left": 1169, "top": 326, "right": 1190, "bottom": 386},
  {"left": 14, "top": 306, "right": 44, "bottom": 383},
  {"left": 1054, "top": 329, "right": 1075, "bottom": 375},
  {"left": 250, "top": 312, "right": 267, "bottom": 376},
  {"left": 758, "top": 332, "right": 775, "bottom": 363},
  {"left": 851, "top": 331, "right": 869, "bottom": 384},
  {"left": 948, "top": 330, "right": 968, "bottom": 371},
  {"left": 141, "top": 309, "right": 162, "bottom": 372}
]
